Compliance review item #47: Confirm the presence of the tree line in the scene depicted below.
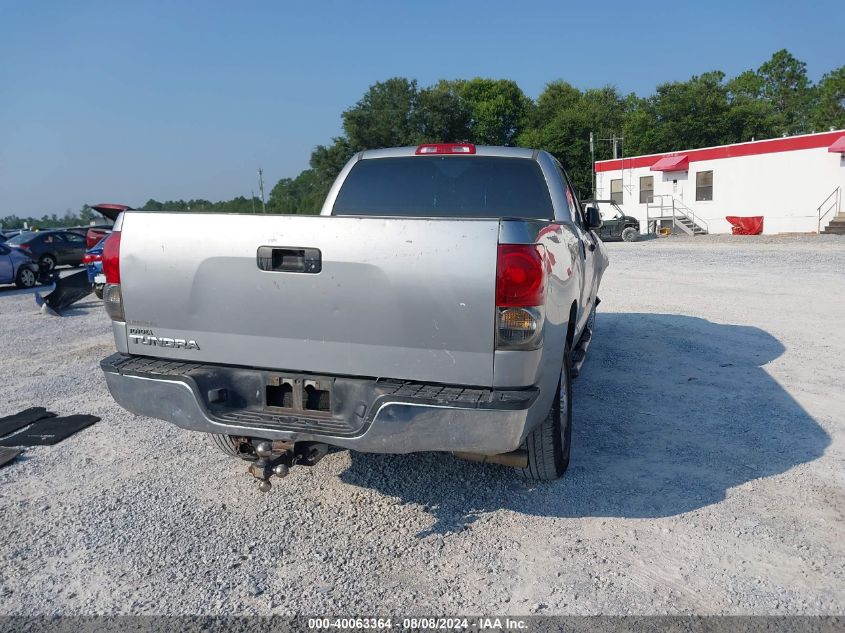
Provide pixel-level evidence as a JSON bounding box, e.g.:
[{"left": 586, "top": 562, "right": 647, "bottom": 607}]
[
  {"left": 273, "top": 49, "right": 842, "bottom": 207},
  {"left": 1, "top": 206, "right": 99, "bottom": 231},
  {"left": 3, "top": 49, "right": 842, "bottom": 228}
]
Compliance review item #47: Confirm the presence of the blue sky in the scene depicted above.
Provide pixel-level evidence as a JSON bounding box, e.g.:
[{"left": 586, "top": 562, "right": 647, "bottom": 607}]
[{"left": 1, "top": 0, "right": 843, "bottom": 216}]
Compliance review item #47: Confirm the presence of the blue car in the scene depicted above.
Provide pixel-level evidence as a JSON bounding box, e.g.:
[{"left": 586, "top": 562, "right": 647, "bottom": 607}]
[
  {"left": 84, "top": 236, "right": 107, "bottom": 298},
  {"left": 0, "top": 241, "right": 40, "bottom": 288}
]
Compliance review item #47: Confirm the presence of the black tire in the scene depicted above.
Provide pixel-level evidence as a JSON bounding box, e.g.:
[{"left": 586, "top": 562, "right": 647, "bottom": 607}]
[
  {"left": 585, "top": 302, "right": 596, "bottom": 335},
  {"left": 522, "top": 346, "right": 573, "bottom": 480},
  {"left": 211, "top": 434, "right": 255, "bottom": 460},
  {"left": 15, "top": 266, "right": 37, "bottom": 289},
  {"left": 621, "top": 227, "right": 639, "bottom": 242},
  {"left": 93, "top": 284, "right": 104, "bottom": 299},
  {"left": 39, "top": 254, "right": 56, "bottom": 272}
]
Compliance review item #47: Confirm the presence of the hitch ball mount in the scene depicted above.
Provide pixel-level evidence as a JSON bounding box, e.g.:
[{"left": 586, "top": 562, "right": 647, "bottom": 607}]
[{"left": 247, "top": 440, "right": 328, "bottom": 492}]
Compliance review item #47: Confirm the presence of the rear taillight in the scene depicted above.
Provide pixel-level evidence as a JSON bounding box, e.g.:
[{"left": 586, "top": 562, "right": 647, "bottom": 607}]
[
  {"left": 103, "top": 284, "right": 124, "bottom": 321},
  {"left": 102, "top": 232, "right": 121, "bottom": 284},
  {"left": 415, "top": 143, "right": 476, "bottom": 155},
  {"left": 82, "top": 253, "right": 102, "bottom": 264},
  {"left": 496, "top": 244, "right": 545, "bottom": 307},
  {"left": 495, "top": 244, "right": 546, "bottom": 350},
  {"left": 17, "top": 243, "right": 30, "bottom": 251},
  {"left": 101, "top": 232, "right": 123, "bottom": 320}
]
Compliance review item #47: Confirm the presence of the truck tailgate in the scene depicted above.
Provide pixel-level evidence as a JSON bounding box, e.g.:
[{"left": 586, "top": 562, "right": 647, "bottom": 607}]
[{"left": 118, "top": 213, "right": 500, "bottom": 386}]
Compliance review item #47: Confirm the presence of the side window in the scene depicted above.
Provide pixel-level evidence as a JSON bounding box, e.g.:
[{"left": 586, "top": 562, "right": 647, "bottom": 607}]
[
  {"left": 64, "top": 232, "right": 85, "bottom": 244},
  {"left": 610, "top": 179, "right": 623, "bottom": 204},
  {"left": 639, "top": 176, "right": 654, "bottom": 204},
  {"left": 696, "top": 171, "right": 713, "bottom": 201},
  {"left": 557, "top": 166, "right": 585, "bottom": 228},
  {"left": 570, "top": 186, "right": 587, "bottom": 229}
]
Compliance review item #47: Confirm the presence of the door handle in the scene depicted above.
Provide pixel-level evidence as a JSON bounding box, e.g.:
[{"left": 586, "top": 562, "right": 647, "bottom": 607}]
[{"left": 257, "top": 246, "right": 322, "bottom": 273}]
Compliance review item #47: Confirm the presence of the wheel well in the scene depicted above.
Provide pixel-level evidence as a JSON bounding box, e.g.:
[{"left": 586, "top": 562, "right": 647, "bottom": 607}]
[{"left": 566, "top": 302, "right": 578, "bottom": 348}]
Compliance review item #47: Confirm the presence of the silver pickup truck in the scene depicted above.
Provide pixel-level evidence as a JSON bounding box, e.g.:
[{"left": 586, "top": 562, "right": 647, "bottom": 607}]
[{"left": 100, "top": 144, "right": 608, "bottom": 489}]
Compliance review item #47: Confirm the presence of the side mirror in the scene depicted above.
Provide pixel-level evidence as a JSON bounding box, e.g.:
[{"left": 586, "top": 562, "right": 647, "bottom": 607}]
[{"left": 585, "top": 206, "right": 602, "bottom": 230}]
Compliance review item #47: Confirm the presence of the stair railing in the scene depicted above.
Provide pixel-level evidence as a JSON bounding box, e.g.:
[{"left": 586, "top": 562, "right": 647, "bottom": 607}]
[
  {"left": 646, "top": 194, "right": 707, "bottom": 235},
  {"left": 817, "top": 186, "right": 842, "bottom": 233},
  {"left": 673, "top": 198, "right": 709, "bottom": 234}
]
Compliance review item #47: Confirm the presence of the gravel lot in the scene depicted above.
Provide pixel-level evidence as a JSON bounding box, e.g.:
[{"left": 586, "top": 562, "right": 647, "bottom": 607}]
[{"left": 1, "top": 235, "right": 844, "bottom": 616}]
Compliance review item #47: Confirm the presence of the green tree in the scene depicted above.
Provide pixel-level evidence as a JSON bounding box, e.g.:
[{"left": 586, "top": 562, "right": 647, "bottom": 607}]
[
  {"left": 530, "top": 80, "right": 581, "bottom": 128},
  {"left": 342, "top": 78, "right": 419, "bottom": 149},
  {"left": 80, "top": 204, "right": 96, "bottom": 224},
  {"left": 725, "top": 70, "right": 780, "bottom": 142},
  {"left": 455, "top": 78, "right": 531, "bottom": 145},
  {"left": 518, "top": 84, "right": 626, "bottom": 197},
  {"left": 140, "top": 199, "right": 164, "bottom": 211},
  {"left": 810, "top": 66, "right": 845, "bottom": 131},
  {"left": 757, "top": 49, "right": 813, "bottom": 134},
  {"left": 624, "top": 72, "right": 731, "bottom": 155},
  {"left": 415, "top": 80, "right": 471, "bottom": 142},
  {"left": 268, "top": 169, "right": 324, "bottom": 215}
]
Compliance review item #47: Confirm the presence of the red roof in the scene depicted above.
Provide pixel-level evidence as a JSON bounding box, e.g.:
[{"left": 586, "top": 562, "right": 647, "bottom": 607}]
[
  {"left": 650, "top": 155, "right": 688, "bottom": 171},
  {"left": 829, "top": 135, "right": 845, "bottom": 153},
  {"left": 595, "top": 130, "right": 845, "bottom": 173}
]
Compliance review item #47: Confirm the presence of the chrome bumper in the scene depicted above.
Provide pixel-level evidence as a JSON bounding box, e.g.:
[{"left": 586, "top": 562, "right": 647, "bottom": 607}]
[{"left": 101, "top": 354, "right": 542, "bottom": 455}]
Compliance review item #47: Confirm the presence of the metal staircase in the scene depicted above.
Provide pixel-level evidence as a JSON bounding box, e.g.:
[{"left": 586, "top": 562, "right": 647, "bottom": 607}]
[
  {"left": 818, "top": 186, "right": 843, "bottom": 235},
  {"left": 646, "top": 195, "right": 708, "bottom": 236}
]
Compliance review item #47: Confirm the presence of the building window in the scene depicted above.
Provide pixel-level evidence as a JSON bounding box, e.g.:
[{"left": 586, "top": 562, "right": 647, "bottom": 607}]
[
  {"left": 610, "top": 179, "right": 623, "bottom": 204},
  {"left": 696, "top": 171, "right": 713, "bottom": 201},
  {"left": 639, "top": 176, "right": 654, "bottom": 204}
]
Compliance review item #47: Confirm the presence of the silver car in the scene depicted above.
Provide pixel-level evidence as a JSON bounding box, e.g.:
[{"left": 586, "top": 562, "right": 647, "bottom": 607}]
[{"left": 0, "top": 242, "right": 39, "bottom": 288}]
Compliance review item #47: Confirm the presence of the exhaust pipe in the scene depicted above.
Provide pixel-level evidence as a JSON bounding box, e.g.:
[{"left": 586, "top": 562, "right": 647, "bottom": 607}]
[{"left": 452, "top": 450, "right": 528, "bottom": 469}]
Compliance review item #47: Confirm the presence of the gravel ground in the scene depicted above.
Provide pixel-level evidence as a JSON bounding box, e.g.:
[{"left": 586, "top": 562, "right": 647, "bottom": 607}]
[{"left": 1, "top": 235, "right": 844, "bottom": 616}]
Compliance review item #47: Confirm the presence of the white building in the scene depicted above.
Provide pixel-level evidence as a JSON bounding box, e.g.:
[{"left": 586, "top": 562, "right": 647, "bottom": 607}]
[{"left": 594, "top": 130, "right": 845, "bottom": 235}]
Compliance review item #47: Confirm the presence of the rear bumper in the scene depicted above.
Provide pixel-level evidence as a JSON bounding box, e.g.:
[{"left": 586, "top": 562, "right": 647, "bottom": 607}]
[{"left": 101, "top": 354, "right": 541, "bottom": 455}]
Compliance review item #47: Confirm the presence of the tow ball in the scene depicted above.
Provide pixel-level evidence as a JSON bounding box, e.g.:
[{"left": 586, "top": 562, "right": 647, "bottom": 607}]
[
  {"left": 248, "top": 441, "right": 293, "bottom": 492},
  {"left": 247, "top": 440, "right": 328, "bottom": 492}
]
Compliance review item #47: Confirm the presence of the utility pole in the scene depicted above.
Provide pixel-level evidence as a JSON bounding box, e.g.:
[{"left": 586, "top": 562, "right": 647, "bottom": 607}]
[
  {"left": 589, "top": 132, "right": 596, "bottom": 201},
  {"left": 600, "top": 135, "right": 624, "bottom": 159},
  {"left": 251, "top": 190, "right": 256, "bottom": 214},
  {"left": 599, "top": 135, "right": 625, "bottom": 197},
  {"left": 258, "top": 168, "right": 266, "bottom": 214}
]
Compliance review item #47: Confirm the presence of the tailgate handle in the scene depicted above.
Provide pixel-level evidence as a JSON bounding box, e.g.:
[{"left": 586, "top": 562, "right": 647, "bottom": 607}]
[{"left": 257, "top": 246, "right": 322, "bottom": 273}]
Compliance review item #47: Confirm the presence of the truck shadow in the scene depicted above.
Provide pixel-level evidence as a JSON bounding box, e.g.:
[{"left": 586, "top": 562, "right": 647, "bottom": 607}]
[{"left": 339, "top": 313, "right": 830, "bottom": 535}]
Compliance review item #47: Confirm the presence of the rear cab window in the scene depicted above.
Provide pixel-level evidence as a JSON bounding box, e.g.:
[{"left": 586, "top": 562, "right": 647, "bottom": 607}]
[{"left": 332, "top": 156, "right": 554, "bottom": 219}]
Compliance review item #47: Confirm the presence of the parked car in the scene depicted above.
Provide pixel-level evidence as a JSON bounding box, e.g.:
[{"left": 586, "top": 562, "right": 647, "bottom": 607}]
[
  {"left": 585, "top": 199, "right": 641, "bottom": 242},
  {"left": 0, "top": 242, "right": 39, "bottom": 288},
  {"left": 83, "top": 235, "right": 108, "bottom": 299},
  {"left": 84, "top": 204, "right": 128, "bottom": 248},
  {"left": 6, "top": 230, "right": 88, "bottom": 271},
  {"left": 100, "top": 143, "right": 608, "bottom": 490}
]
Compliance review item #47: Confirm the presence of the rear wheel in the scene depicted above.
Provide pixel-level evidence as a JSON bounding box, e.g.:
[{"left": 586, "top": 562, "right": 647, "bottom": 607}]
[
  {"left": 521, "top": 346, "right": 573, "bottom": 480},
  {"left": 15, "top": 267, "right": 37, "bottom": 289},
  {"left": 39, "top": 254, "right": 56, "bottom": 272},
  {"left": 93, "top": 284, "right": 104, "bottom": 299},
  {"left": 211, "top": 434, "right": 255, "bottom": 461},
  {"left": 621, "top": 227, "right": 639, "bottom": 242}
]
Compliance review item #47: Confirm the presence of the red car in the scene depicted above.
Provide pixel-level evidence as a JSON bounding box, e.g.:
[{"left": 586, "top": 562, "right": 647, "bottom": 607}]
[{"left": 86, "top": 204, "right": 130, "bottom": 248}]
